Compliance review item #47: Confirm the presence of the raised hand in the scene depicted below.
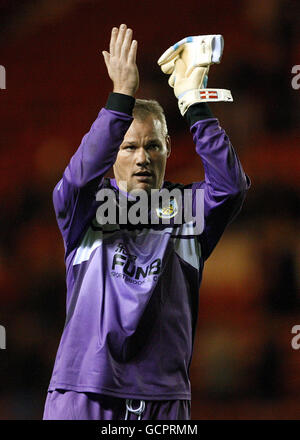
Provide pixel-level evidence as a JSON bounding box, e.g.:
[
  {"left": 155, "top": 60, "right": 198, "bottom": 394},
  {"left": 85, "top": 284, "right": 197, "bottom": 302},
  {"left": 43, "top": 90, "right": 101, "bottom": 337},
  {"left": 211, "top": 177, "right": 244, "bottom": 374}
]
[{"left": 102, "top": 24, "right": 139, "bottom": 97}]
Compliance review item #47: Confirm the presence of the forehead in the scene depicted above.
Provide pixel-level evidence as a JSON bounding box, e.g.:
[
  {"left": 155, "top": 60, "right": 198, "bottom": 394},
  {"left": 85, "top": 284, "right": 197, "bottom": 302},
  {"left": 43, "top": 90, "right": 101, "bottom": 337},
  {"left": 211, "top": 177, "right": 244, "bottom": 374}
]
[{"left": 123, "top": 115, "right": 164, "bottom": 141}]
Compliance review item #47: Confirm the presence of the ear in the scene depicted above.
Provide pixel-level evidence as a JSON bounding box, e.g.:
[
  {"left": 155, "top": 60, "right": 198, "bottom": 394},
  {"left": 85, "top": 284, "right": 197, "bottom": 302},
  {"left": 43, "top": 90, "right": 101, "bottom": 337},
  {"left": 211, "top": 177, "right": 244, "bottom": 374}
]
[{"left": 166, "top": 135, "right": 171, "bottom": 158}]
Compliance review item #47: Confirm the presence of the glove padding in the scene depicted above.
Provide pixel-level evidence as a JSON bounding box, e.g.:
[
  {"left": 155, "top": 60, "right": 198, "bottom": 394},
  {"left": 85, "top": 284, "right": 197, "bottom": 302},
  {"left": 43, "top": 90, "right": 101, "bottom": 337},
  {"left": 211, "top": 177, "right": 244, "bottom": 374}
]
[
  {"left": 158, "top": 35, "right": 224, "bottom": 75},
  {"left": 158, "top": 34, "right": 233, "bottom": 115},
  {"left": 166, "top": 58, "right": 209, "bottom": 99}
]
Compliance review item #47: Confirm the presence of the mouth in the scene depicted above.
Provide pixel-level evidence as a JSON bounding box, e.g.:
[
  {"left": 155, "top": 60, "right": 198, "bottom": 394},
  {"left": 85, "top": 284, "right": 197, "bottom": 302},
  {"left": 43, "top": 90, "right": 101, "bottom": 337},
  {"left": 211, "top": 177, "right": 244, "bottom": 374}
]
[
  {"left": 133, "top": 170, "right": 154, "bottom": 183},
  {"left": 133, "top": 170, "right": 153, "bottom": 177}
]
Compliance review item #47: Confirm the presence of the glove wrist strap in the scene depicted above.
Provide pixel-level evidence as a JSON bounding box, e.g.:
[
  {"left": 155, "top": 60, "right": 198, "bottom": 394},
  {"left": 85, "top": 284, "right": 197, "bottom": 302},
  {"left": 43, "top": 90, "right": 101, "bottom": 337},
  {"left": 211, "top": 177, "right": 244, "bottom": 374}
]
[{"left": 178, "top": 88, "right": 233, "bottom": 115}]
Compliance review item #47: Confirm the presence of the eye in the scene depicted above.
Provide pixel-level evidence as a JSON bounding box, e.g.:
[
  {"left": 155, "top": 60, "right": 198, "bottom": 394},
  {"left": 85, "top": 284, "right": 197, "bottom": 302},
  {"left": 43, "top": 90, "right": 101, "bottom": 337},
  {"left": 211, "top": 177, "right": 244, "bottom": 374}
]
[
  {"left": 124, "top": 145, "right": 136, "bottom": 151},
  {"left": 147, "top": 143, "right": 160, "bottom": 151}
]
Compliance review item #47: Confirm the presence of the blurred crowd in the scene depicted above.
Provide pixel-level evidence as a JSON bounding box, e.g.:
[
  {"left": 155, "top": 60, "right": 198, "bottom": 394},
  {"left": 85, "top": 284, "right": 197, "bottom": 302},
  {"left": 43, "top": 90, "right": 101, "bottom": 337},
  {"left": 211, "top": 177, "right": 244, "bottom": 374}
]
[{"left": 0, "top": 0, "right": 299, "bottom": 419}]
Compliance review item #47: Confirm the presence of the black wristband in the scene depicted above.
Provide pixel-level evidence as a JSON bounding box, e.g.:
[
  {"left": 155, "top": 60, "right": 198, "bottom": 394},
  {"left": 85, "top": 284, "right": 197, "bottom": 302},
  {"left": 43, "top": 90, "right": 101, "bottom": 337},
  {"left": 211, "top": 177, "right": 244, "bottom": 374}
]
[
  {"left": 184, "top": 102, "right": 214, "bottom": 127},
  {"left": 105, "top": 92, "right": 135, "bottom": 116}
]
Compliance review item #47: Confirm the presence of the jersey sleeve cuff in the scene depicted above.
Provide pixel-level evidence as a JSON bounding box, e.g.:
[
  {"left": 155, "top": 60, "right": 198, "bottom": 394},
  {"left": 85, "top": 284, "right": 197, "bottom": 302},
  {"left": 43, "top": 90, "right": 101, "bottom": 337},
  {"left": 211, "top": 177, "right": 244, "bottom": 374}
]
[
  {"left": 184, "top": 103, "right": 214, "bottom": 127},
  {"left": 105, "top": 92, "right": 136, "bottom": 116}
]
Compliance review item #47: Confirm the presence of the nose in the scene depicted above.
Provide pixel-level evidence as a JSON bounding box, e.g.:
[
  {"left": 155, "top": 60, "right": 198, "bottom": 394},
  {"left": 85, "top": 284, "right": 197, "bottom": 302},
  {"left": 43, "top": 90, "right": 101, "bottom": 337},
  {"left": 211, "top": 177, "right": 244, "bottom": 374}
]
[{"left": 135, "top": 147, "right": 150, "bottom": 166}]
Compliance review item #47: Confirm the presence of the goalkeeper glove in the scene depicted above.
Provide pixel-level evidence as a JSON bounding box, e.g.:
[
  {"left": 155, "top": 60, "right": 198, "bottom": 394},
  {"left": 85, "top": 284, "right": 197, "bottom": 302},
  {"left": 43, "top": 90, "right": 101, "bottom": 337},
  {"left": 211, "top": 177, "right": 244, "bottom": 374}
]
[{"left": 157, "top": 35, "right": 233, "bottom": 115}]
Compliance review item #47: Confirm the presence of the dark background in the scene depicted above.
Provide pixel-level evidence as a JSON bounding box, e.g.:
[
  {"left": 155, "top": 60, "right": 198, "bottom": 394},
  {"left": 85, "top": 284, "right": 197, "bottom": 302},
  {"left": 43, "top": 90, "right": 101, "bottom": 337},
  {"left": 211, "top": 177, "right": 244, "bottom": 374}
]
[{"left": 0, "top": 0, "right": 299, "bottom": 419}]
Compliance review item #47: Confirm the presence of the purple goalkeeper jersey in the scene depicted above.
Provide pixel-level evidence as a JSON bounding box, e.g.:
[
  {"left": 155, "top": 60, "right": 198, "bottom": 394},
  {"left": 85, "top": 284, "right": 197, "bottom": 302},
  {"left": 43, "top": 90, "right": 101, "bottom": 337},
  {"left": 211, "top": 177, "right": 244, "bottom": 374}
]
[{"left": 47, "top": 95, "right": 250, "bottom": 400}]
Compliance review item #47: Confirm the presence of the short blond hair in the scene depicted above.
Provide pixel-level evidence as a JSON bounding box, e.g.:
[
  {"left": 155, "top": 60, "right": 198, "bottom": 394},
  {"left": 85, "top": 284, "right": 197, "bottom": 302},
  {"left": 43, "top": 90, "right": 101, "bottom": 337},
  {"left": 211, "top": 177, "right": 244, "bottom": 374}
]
[{"left": 133, "top": 99, "right": 168, "bottom": 137}]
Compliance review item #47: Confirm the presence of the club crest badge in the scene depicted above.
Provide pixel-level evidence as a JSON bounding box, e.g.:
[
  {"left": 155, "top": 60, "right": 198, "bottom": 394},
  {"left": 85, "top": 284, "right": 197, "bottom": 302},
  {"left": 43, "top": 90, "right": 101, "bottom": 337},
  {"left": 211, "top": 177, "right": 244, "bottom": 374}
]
[{"left": 156, "top": 197, "right": 178, "bottom": 219}]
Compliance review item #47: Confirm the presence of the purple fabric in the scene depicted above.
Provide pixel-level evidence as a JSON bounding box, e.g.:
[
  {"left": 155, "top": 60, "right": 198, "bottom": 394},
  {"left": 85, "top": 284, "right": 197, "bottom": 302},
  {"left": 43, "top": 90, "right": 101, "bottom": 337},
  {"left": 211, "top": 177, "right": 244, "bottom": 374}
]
[
  {"left": 43, "top": 390, "right": 190, "bottom": 420},
  {"left": 47, "top": 107, "right": 250, "bottom": 401}
]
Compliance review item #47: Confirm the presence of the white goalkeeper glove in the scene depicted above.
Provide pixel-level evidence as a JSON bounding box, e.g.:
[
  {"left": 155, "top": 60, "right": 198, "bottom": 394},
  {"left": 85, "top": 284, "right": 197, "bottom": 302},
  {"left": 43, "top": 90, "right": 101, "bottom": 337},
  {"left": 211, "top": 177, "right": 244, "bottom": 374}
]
[{"left": 157, "top": 35, "right": 233, "bottom": 115}]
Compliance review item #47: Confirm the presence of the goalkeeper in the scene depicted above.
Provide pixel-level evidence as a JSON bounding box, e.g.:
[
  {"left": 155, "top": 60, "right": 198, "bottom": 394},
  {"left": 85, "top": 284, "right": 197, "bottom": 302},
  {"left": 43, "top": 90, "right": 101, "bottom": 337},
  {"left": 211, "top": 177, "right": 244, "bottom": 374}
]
[{"left": 43, "top": 24, "right": 251, "bottom": 420}]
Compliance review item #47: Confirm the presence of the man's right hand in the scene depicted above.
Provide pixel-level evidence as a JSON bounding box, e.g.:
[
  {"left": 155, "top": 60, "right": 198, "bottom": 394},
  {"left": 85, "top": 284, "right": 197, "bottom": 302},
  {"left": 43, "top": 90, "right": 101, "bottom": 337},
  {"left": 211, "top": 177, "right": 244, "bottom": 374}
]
[{"left": 102, "top": 24, "right": 139, "bottom": 97}]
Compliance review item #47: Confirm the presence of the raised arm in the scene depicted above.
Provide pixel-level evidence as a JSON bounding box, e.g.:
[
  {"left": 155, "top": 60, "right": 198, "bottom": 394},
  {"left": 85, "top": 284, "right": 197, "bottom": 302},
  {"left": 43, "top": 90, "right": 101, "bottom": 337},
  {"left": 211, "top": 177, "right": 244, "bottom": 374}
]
[
  {"left": 157, "top": 34, "right": 250, "bottom": 261},
  {"left": 186, "top": 103, "right": 251, "bottom": 261},
  {"left": 53, "top": 24, "right": 139, "bottom": 256}
]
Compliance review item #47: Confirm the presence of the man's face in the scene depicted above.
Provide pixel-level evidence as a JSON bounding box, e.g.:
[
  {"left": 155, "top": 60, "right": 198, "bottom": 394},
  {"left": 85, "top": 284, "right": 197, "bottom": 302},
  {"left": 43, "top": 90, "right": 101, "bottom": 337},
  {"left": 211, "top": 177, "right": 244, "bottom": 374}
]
[{"left": 113, "top": 115, "right": 171, "bottom": 194}]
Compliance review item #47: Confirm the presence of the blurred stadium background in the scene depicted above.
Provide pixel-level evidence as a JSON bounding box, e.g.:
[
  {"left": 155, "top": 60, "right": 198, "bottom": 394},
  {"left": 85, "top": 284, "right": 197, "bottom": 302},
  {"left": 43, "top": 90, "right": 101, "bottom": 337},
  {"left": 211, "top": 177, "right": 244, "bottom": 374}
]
[{"left": 0, "top": 0, "right": 299, "bottom": 420}]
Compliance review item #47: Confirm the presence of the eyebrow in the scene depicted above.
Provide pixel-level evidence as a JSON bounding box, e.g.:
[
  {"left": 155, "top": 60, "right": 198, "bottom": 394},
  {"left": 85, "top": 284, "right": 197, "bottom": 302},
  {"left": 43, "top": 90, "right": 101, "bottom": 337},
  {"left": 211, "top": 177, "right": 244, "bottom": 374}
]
[
  {"left": 123, "top": 139, "right": 162, "bottom": 146},
  {"left": 147, "top": 139, "right": 162, "bottom": 144}
]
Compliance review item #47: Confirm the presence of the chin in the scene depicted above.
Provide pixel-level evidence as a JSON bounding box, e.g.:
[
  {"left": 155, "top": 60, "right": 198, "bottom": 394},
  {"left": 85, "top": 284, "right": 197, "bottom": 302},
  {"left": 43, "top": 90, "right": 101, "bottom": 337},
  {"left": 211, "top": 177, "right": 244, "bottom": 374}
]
[
  {"left": 130, "top": 184, "right": 152, "bottom": 195},
  {"left": 134, "top": 180, "right": 160, "bottom": 194}
]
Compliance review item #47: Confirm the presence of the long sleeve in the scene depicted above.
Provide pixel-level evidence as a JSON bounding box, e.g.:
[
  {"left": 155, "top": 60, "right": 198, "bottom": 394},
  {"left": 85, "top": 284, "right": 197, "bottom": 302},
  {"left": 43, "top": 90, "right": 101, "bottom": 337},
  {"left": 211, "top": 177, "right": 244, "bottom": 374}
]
[
  {"left": 186, "top": 103, "right": 251, "bottom": 261},
  {"left": 53, "top": 93, "right": 135, "bottom": 257}
]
